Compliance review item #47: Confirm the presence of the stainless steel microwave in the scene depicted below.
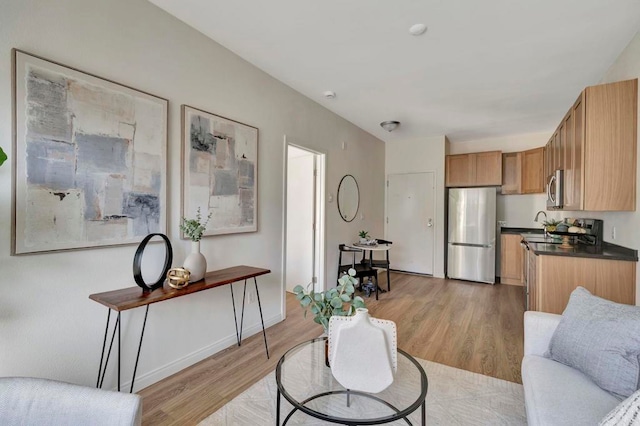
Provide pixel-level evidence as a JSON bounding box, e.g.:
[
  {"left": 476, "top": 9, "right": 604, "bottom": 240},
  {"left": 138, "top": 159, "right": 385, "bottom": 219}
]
[{"left": 546, "top": 169, "right": 564, "bottom": 209}]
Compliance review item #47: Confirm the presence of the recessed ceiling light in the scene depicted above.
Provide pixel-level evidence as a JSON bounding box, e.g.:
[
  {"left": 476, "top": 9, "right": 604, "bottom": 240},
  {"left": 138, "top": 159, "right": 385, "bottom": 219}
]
[
  {"left": 323, "top": 91, "right": 336, "bottom": 99},
  {"left": 409, "top": 23, "right": 427, "bottom": 36}
]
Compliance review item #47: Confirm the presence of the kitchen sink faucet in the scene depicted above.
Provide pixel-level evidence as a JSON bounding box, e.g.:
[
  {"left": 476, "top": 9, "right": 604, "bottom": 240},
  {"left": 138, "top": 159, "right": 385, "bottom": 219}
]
[
  {"left": 534, "top": 210, "right": 548, "bottom": 237},
  {"left": 534, "top": 210, "right": 547, "bottom": 223}
]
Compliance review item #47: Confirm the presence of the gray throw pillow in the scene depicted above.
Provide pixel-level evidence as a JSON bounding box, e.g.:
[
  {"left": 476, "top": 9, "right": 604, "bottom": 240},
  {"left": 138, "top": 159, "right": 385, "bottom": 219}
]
[{"left": 546, "top": 286, "right": 640, "bottom": 399}]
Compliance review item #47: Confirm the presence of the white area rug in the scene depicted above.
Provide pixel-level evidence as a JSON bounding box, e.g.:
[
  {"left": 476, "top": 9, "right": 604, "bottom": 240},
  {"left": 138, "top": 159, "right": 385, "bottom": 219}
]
[{"left": 200, "top": 359, "right": 526, "bottom": 425}]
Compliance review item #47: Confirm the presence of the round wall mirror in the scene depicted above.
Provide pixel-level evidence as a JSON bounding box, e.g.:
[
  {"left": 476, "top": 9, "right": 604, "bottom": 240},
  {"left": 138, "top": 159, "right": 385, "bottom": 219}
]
[{"left": 337, "top": 174, "right": 359, "bottom": 222}]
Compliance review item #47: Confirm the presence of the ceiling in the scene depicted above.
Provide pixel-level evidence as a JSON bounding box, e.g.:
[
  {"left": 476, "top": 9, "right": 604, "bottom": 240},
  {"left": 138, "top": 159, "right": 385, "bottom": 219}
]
[{"left": 149, "top": 0, "right": 640, "bottom": 143}]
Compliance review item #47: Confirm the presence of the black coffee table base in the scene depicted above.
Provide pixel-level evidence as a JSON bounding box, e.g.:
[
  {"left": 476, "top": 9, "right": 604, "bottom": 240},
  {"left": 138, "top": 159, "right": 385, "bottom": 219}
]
[
  {"left": 275, "top": 338, "right": 428, "bottom": 426},
  {"left": 276, "top": 388, "right": 425, "bottom": 425}
]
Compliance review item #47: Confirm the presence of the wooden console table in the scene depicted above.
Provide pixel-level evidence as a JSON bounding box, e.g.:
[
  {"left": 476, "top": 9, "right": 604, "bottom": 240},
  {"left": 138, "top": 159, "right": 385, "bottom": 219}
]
[{"left": 89, "top": 265, "right": 271, "bottom": 392}]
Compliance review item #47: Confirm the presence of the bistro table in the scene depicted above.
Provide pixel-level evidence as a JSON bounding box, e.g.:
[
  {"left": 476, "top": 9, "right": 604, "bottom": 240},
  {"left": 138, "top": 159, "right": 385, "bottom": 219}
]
[
  {"left": 346, "top": 243, "right": 391, "bottom": 298},
  {"left": 276, "top": 337, "right": 428, "bottom": 425}
]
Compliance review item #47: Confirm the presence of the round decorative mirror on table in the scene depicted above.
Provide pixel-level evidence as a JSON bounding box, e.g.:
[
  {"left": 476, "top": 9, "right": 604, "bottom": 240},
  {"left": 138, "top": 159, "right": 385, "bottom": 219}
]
[
  {"left": 133, "top": 233, "right": 173, "bottom": 292},
  {"left": 337, "top": 174, "right": 359, "bottom": 222}
]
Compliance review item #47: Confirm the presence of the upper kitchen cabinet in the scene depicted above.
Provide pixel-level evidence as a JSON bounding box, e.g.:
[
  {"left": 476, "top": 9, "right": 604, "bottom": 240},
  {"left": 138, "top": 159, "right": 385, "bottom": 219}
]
[
  {"left": 522, "top": 148, "right": 545, "bottom": 193},
  {"left": 501, "top": 152, "right": 521, "bottom": 194},
  {"left": 446, "top": 151, "right": 502, "bottom": 187},
  {"left": 501, "top": 147, "right": 544, "bottom": 195},
  {"left": 545, "top": 78, "right": 637, "bottom": 211}
]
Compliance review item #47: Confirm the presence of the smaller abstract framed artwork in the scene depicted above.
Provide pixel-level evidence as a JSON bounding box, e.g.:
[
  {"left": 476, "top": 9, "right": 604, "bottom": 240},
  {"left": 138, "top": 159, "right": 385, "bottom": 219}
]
[
  {"left": 181, "top": 105, "right": 258, "bottom": 237},
  {"left": 12, "top": 50, "right": 168, "bottom": 255}
]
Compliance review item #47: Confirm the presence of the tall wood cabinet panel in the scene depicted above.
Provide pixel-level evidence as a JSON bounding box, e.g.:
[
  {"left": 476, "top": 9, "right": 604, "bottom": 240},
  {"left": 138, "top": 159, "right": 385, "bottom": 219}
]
[
  {"left": 446, "top": 151, "right": 502, "bottom": 187},
  {"left": 583, "top": 79, "right": 637, "bottom": 211},
  {"left": 500, "top": 234, "right": 524, "bottom": 285}
]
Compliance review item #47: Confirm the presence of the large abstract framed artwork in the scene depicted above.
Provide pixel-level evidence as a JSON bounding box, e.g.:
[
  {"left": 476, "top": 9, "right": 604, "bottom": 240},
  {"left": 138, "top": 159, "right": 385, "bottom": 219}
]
[
  {"left": 12, "top": 50, "right": 168, "bottom": 255},
  {"left": 182, "top": 105, "right": 258, "bottom": 237}
]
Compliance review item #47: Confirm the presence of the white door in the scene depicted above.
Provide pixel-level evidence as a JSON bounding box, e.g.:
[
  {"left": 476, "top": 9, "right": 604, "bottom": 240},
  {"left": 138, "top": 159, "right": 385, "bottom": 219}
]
[
  {"left": 386, "top": 172, "right": 435, "bottom": 275},
  {"left": 286, "top": 147, "right": 315, "bottom": 292}
]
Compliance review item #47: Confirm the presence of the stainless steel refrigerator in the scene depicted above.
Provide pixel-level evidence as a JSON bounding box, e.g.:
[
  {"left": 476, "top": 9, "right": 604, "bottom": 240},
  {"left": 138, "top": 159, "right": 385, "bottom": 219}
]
[{"left": 447, "top": 187, "right": 496, "bottom": 284}]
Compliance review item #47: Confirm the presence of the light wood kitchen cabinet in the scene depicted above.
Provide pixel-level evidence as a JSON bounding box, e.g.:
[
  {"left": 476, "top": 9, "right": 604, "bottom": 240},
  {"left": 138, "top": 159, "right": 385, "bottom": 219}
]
[
  {"left": 445, "top": 151, "right": 502, "bottom": 187},
  {"left": 565, "top": 94, "right": 584, "bottom": 211},
  {"left": 544, "top": 140, "right": 550, "bottom": 182},
  {"left": 521, "top": 147, "right": 545, "bottom": 193},
  {"left": 528, "top": 249, "right": 538, "bottom": 311},
  {"left": 544, "top": 79, "right": 637, "bottom": 211},
  {"left": 562, "top": 105, "right": 579, "bottom": 210},
  {"left": 445, "top": 154, "right": 473, "bottom": 187},
  {"left": 528, "top": 254, "right": 636, "bottom": 314},
  {"left": 501, "top": 152, "right": 521, "bottom": 194},
  {"left": 500, "top": 234, "right": 524, "bottom": 285},
  {"left": 501, "top": 147, "right": 544, "bottom": 195},
  {"left": 582, "top": 79, "right": 637, "bottom": 211}
]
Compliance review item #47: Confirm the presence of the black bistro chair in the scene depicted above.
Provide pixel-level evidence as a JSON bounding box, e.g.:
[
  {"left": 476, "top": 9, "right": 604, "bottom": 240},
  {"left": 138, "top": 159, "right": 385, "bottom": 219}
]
[
  {"left": 338, "top": 244, "right": 380, "bottom": 299},
  {"left": 364, "top": 238, "right": 392, "bottom": 292}
]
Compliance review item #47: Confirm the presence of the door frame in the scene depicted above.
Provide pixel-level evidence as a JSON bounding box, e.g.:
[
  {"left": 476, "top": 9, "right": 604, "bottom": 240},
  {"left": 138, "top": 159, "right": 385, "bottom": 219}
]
[
  {"left": 384, "top": 171, "right": 436, "bottom": 276},
  {"left": 281, "top": 135, "right": 326, "bottom": 320}
]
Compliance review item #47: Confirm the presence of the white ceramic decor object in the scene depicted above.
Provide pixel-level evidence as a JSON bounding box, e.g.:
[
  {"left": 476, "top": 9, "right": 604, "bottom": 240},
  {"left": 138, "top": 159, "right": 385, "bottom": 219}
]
[
  {"left": 328, "top": 308, "right": 397, "bottom": 393},
  {"left": 183, "top": 240, "right": 207, "bottom": 282}
]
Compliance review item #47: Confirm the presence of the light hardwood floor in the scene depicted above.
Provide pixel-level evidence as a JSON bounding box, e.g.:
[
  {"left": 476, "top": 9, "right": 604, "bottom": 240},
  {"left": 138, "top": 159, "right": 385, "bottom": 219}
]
[{"left": 139, "top": 272, "right": 525, "bottom": 425}]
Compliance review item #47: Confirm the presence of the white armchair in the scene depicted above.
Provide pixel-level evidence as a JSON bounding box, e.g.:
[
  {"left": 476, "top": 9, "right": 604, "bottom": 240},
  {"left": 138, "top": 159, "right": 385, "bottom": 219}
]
[
  {"left": 0, "top": 377, "right": 142, "bottom": 425},
  {"left": 522, "top": 311, "right": 621, "bottom": 425}
]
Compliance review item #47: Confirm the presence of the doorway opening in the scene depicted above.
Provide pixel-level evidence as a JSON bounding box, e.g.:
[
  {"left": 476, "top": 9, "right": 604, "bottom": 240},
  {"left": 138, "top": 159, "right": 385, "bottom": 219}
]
[{"left": 283, "top": 138, "right": 326, "bottom": 316}]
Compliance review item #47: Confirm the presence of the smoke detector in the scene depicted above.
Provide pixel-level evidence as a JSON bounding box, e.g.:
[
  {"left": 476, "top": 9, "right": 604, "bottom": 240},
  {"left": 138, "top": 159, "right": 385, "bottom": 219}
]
[{"left": 409, "top": 24, "right": 427, "bottom": 36}]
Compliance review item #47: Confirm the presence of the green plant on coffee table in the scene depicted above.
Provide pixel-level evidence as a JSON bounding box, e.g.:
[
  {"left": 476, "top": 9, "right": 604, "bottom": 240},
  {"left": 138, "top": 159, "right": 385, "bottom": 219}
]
[
  {"left": 358, "top": 230, "right": 370, "bottom": 239},
  {"left": 180, "top": 207, "right": 212, "bottom": 242},
  {"left": 293, "top": 269, "right": 366, "bottom": 331}
]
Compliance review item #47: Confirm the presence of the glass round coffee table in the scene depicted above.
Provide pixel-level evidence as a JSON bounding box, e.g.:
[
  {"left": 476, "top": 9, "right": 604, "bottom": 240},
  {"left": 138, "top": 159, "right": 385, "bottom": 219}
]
[{"left": 275, "top": 337, "right": 428, "bottom": 425}]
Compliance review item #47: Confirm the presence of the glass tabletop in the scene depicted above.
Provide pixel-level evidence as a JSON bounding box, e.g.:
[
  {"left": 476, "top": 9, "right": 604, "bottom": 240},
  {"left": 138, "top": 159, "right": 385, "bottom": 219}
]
[{"left": 276, "top": 337, "right": 428, "bottom": 425}]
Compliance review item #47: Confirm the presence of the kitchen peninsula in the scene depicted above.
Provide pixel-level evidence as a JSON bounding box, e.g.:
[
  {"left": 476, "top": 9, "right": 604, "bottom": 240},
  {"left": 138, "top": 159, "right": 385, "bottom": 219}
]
[{"left": 520, "top": 233, "right": 637, "bottom": 314}]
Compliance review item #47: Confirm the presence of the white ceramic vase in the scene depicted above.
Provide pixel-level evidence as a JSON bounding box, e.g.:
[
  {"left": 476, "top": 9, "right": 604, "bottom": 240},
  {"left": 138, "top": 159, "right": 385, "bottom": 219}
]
[
  {"left": 183, "top": 240, "right": 207, "bottom": 283},
  {"left": 328, "top": 308, "right": 397, "bottom": 393}
]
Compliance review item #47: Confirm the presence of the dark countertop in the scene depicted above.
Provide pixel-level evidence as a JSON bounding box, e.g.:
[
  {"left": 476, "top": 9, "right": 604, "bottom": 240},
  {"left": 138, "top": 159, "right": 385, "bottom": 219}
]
[
  {"left": 501, "top": 227, "right": 544, "bottom": 235},
  {"left": 521, "top": 235, "right": 638, "bottom": 262}
]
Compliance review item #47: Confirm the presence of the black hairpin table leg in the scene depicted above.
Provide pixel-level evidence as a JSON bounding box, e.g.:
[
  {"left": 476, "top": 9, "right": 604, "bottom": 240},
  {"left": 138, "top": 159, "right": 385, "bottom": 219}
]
[
  {"left": 254, "top": 277, "right": 270, "bottom": 359},
  {"left": 130, "top": 305, "right": 150, "bottom": 393},
  {"left": 229, "top": 278, "right": 269, "bottom": 358},
  {"left": 96, "top": 306, "right": 150, "bottom": 393}
]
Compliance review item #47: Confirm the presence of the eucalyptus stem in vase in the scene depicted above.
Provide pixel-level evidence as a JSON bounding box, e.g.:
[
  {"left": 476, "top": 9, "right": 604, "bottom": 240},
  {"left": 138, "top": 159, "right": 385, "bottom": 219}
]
[{"left": 180, "top": 207, "right": 212, "bottom": 283}]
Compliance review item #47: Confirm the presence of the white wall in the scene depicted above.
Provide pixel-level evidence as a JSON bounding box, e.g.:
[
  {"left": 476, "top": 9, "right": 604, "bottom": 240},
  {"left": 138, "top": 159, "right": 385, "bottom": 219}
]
[
  {"left": 0, "top": 0, "right": 385, "bottom": 390},
  {"left": 386, "top": 136, "right": 446, "bottom": 278}
]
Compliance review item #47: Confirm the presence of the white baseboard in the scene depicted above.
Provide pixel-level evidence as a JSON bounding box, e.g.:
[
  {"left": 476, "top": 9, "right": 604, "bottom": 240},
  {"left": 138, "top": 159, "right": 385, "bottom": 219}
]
[{"left": 118, "top": 313, "right": 284, "bottom": 392}]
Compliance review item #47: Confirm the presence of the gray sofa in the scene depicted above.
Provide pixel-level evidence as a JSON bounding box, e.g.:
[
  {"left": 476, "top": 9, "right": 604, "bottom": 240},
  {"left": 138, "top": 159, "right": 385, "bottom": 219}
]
[
  {"left": 521, "top": 311, "right": 621, "bottom": 425},
  {"left": 0, "top": 377, "right": 142, "bottom": 425}
]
